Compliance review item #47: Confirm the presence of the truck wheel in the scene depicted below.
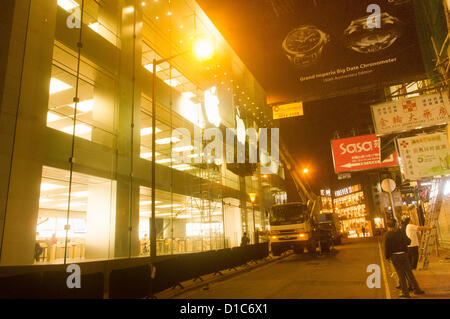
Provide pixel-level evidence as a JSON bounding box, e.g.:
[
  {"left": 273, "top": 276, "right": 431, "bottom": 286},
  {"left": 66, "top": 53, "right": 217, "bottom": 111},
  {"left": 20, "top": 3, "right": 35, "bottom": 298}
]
[
  {"left": 307, "top": 240, "right": 316, "bottom": 254},
  {"left": 321, "top": 241, "right": 331, "bottom": 253},
  {"left": 271, "top": 247, "right": 282, "bottom": 256}
]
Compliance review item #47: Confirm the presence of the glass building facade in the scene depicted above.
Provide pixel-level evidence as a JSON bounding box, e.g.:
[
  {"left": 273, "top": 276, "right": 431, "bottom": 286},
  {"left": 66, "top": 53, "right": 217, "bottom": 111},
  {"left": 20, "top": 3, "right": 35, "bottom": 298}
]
[{"left": 0, "top": 0, "right": 284, "bottom": 266}]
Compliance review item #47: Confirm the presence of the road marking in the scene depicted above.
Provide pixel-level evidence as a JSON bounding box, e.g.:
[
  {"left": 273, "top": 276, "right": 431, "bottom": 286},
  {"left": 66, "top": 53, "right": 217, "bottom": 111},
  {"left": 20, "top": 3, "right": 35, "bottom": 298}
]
[{"left": 377, "top": 239, "right": 391, "bottom": 299}]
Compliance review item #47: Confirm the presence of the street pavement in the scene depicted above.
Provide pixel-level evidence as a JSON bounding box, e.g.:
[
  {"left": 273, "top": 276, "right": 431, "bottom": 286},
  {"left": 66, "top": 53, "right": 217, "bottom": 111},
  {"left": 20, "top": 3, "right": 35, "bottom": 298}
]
[{"left": 174, "top": 237, "right": 387, "bottom": 299}]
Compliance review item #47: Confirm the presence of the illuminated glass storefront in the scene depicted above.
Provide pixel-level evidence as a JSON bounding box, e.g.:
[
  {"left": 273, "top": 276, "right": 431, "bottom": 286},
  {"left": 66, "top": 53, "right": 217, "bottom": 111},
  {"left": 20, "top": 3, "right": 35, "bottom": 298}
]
[
  {"left": 333, "top": 184, "right": 372, "bottom": 238},
  {"left": 0, "top": 0, "right": 281, "bottom": 266}
]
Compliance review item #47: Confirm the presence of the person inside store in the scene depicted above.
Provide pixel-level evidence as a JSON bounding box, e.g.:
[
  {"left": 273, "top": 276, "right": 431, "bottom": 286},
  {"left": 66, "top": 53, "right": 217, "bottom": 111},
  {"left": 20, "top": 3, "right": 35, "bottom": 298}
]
[
  {"left": 383, "top": 219, "right": 425, "bottom": 298},
  {"left": 361, "top": 226, "right": 366, "bottom": 238},
  {"left": 34, "top": 232, "right": 43, "bottom": 262},
  {"left": 241, "top": 232, "right": 250, "bottom": 246},
  {"left": 403, "top": 216, "right": 435, "bottom": 270}
]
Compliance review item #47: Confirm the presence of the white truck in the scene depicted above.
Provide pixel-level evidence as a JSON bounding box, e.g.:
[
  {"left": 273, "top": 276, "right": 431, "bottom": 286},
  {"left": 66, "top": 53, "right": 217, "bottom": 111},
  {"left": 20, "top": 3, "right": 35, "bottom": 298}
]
[{"left": 269, "top": 200, "right": 333, "bottom": 256}]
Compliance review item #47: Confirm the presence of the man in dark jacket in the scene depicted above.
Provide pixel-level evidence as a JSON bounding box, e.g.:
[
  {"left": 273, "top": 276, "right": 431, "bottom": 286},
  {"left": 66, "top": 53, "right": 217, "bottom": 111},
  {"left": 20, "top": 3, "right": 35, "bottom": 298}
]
[{"left": 383, "top": 219, "right": 425, "bottom": 298}]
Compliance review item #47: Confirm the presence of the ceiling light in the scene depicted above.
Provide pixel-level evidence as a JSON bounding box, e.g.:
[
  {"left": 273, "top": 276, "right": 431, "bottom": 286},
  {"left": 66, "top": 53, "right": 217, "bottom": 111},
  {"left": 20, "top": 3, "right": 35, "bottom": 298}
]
[
  {"left": 49, "top": 78, "right": 72, "bottom": 94},
  {"left": 144, "top": 64, "right": 162, "bottom": 73},
  {"left": 156, "top": 158, "right": 172, "bottom": 164},
  {"left": 156, "top": 204, "right": 183, "bottom": 208},
  {"left": 61, "top": 123, "right": 92, "bottom": 136},
  {"left": 141, "top": 127, "right": 161, "bottom": 136},
  {"left": 167, "top": 11, "right": 172, "bottom": 16},
  {"left": 156, "top": 137, "right": 180, "bottom": 144},
  {"left": 57, "top": 0, "right": 79, "bottom": 12},
  {"left": 39, "top": 198, "right": 54, "bottom": 203},
  {"left": 155, "top": 16, "right": 159, "bottom": 20},
  {"left": 69, "top": 99, "right": 94, "bottom": 112},
  {"left": 179, "top": 25, "right": 184, "bottom": 29},
  {"left": 88, "top": 22, "right": 99, "bottom": 32},
  {"left": 140, "top": 152, "right": 160, "bottom": 159},
  {"left": 140, "top": 200, "right": 162, "bottom": 205},
  {"left": 164, "top": 79, "right": 180, "bottom": 87},
  {"left": 40, "top": 183, "right": 64, "bottom": 192},
  {"left": 172, "top": 164, "right": 193, "bottom": 171},
  {"left": 172, "top": 145, "right": 194, "bottom": 152},
  {"left": 47, "top": 112, "right": 63, "bottom": 123}
]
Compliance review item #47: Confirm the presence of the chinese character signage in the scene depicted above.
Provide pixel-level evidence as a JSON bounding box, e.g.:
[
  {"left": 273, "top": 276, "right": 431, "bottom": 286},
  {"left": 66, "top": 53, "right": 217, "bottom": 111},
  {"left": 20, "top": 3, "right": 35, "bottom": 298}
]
[
  {"left": 331, "top": 134, "right": 399, "bottom": 173},
  {"left": 371, "top": 92, "right": 450, "bottom": 135},
  {"left": 273, "top": 102, "right": 303, "bottom": 120},
  {"left": 397, "top": 132, "right": 450, "bottom": 180}
]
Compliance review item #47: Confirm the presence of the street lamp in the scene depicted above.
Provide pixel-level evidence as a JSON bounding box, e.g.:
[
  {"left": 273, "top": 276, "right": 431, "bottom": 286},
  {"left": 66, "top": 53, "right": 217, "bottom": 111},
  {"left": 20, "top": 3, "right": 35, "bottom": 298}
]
[
  {"left": 150, "top": 36, "right": 215, "bottom": 260},
  {"left": 249, "top": 193, "right": 257, "bottom": 244},
  {"left": 303, "top": 168, "right": 309, "bottom": 174}
]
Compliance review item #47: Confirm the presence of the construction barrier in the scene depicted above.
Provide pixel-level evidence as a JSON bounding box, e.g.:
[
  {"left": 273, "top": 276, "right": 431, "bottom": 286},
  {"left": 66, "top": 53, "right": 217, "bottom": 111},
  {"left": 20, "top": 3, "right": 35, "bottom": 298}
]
[{"left": 0, "top": 243, "right": 270, "bottom": 299}]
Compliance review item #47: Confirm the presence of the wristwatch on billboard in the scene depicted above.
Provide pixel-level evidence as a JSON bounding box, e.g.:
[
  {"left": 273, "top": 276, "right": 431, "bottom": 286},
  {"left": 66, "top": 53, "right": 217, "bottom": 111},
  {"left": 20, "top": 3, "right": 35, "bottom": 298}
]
[
  {"left": 282, "top": 25, "right": 330, "bottom": 67},
  {"left": 343, "top": 12, "right": 403, "bottom": 54}
]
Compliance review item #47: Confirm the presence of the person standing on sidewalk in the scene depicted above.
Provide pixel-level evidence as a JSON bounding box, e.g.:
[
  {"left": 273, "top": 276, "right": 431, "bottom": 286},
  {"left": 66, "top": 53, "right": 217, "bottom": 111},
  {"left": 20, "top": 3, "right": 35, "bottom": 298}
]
[
  {"left": 405, "top": 217, "right": 435, "bottom": 270},
  {"left": 384, "top": 219, "right": 425, "bottom": 298}
]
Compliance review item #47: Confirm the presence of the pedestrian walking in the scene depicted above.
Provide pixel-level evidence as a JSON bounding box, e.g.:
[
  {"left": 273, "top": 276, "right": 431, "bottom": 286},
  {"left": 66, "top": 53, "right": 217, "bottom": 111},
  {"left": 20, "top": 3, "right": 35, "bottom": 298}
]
[
  {"left": 361, "top": 226, "right": 366, "bottom": 238},
  {"left": 404, "top": 217, "right": 435, "bottom": 270},
  {"left": 240, "top": 232, "right": 250, "bottom": 247},
  {"left": 383, "top": 219, "right": 425, "bottom": 298}
]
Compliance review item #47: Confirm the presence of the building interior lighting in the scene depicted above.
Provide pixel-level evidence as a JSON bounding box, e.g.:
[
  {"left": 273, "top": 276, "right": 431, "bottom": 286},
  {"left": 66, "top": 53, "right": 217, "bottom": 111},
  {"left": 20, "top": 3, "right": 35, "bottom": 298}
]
[
  {"left": 69, "top": 99, "right": 94, "bottom": 112},
  {"left": 57, "top": 202, "right": 86, "bottom": 208},
  {"left": 155, "top": 137, "right": 180, "bottom": 144},
  {"left": 193, "top": 37, "right": 215, "bottom": 61},
  {"left": 40, "top": 183, "right": 64, "bottom": 192},
  {"left": 140, "top": 152, "right": 160, "bottom": 159},
  {"left": 172, "top": 145, "right": 194, "bottom": 152},
  {"left": 172, "top": 164, "right": 193, "bottom": 171},
  {"left": 141, "top": 127, "right": 161, "bottom": 136},
  {"left": 88, "top": 22, "right": 100, "bottom": 33},
  {"left": 144, "top": 64, "right": 162, "bottom": 73},
  {"left": 39, "top": 198, "right": 54, "bottom": 203},
  {"left": 155, "top": 158, "right": 172, "bottom": 164},
  {"left": 49, "top": 78, "right": 72, "bottom": 95},
  {"left": 57, "top": 0, "right": 79, "bottom": 12},
  {"left": 156, "top": 204, "right": 183, "bottom": 208},
  {"left": 62, "top": 191, "right": 88, "bottom": 197},
  {"left": 61, "top": 123, "right": 92, "bottom": 136},
  {"left": 140, "top": 200, "right": 161, "bottom": 205},
  {"left": 164, "top": 79, "right": 181, "bottom": 87},
  {"left": 47, "top": 112, "right": 63, "bottom": 123}
]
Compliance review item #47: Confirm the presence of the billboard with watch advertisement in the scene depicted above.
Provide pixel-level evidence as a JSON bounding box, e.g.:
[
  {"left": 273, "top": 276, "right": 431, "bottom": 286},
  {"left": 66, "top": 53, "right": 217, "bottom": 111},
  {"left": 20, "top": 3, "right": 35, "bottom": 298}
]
[{"left": 197, "top": 0, "right": 425, "bottom": 104}]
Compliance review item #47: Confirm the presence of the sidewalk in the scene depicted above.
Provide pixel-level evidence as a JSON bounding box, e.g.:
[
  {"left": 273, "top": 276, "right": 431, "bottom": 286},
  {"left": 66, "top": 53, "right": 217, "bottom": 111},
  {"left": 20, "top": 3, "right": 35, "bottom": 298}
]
[
  {"left": 387, "top": 248, "right": 450, "bottom": 299},
  {"left": 155, "top": 252, "right": 292, "bottom": 299}
]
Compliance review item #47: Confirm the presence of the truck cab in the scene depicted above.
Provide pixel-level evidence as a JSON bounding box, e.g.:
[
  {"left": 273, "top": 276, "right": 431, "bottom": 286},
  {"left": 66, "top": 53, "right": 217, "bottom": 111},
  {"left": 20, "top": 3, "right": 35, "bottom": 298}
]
[{"left": 269, "top": 202, "right": 319, "bottom": 255}]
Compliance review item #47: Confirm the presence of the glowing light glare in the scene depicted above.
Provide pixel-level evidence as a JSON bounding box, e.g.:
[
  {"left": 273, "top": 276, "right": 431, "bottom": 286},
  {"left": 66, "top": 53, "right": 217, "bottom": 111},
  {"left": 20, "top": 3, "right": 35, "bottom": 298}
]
[
  {"left": 57, "top": 0, "right": 79, "bottom": 12},
  {"left": 204, "top": 86, "right": 221, "bottom": 127},
  {"left": 172, "top": 164, "right": 193, "bottom": 171},
  {"left": 69, "top": 99, "right": 94, "bottom": 112},
  {"left": 156, "top": 158, "right": 172, "bottom": 164},
  {"left": 193, "top": 37, "right": 215, "bottom": 61},
  {"left": 249, "top": 193, "right": 256, "bottom": 203},
  {"left": 140, "top": 127, "right": 161, "bottom": 136},
  {"left": 444, "top": 180, "right": 450, "bottom": 196},
  {"left": 124, "top": 6, "right": 134, "bottom": 14},
  {"left": 156, "top": 204, "right": 183, "bottom": 208},
  {"left": 62, "top": 191, "right": 88, "bottom": 198},
  {"left": 303, "top": 168, "right": 309, "bottom": 174},
  {"left": 49, "top": 78, "right": 72, "bottom": 94},
  {"left": 39, "top": 198, "right": 54, "bottom": 203}
]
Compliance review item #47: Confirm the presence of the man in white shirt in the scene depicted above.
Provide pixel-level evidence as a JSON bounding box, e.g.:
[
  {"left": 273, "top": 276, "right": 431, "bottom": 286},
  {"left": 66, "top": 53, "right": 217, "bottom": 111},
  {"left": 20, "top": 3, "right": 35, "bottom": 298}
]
[{"left": 405, "top": 217, "right": 435, "bottom": 270}]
